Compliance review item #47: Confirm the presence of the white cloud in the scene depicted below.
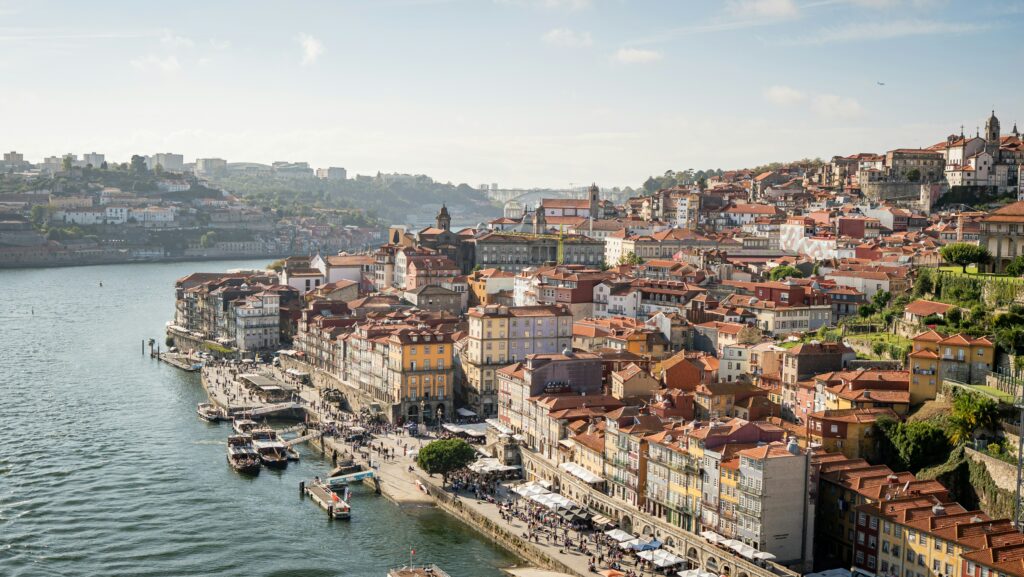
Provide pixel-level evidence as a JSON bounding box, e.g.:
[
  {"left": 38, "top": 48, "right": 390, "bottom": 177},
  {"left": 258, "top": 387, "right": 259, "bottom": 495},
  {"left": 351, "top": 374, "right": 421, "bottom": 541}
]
[
  {"left": 726, "top": 0, "right": 799, "bottom": 19},
  {"left": 540, "top": 0, "right": 591, "bottom": 10},
  {"left": 613, "top": 47, "right": 662, "bottom": 64},
  {"left": 299, "top": 34, "right": 324, "bottom": 66},
  {"left": 160, "top": 30, "right": 194, "bottom": 48},
  {"left": 763, "top": 85, "right": 806, "bottom": 106},
  {"left": 130, "top": 54, "right": 181, "bottom": 73},
  {"left": 786, "top": 19, "right": 989, "bottom": 45},
  {"left": 812, "top": 94, "right": 863, "bottom": 118},
  {"left": 209, "top": 38, "right": 231, "bottom": 50},
  {"left": 543, "top": 27, "right": 592, "bottom": 47},
  {"left": 495, "top": 0, "right": 591, "bottom": 10}
]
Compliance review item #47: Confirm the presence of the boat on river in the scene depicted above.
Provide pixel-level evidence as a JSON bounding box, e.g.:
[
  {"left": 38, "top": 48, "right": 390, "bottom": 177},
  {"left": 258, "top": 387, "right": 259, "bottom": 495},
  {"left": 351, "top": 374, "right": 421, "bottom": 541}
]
[
  {"left": 386, "top": 565, "right": 450, "bottom": 577},
  {"left": 226, "top": 435, "right": 261, "bottom": 474},
  {"left": 250, "top": 426, "right": 289, "bottom": 469},
  {"left": 232, "top": 418, "right": 258, "bottom": 435},
  {"left": 197, "top": 403, "right": 227, "bottom": 422}
]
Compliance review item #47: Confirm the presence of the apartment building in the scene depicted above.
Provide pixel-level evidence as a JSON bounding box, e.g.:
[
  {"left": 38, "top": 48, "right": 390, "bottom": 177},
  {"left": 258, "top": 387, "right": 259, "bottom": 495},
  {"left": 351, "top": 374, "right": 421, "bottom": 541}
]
[{"left": 460, "top": 304, "right": 573, "bottom": 417}]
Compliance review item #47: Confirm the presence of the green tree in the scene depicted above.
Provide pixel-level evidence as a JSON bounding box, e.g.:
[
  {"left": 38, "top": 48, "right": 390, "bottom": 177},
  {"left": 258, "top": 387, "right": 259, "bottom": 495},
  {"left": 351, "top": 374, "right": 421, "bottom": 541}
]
[
  {"left": 877, "top": 417, "right": 951, "bottom": 472},
  {"left": 947, "top": 392, "right": 1000, "bottom": 446},
  {"left": 906, "top": 168, "right": 921, "bottom": 182},
  {"left": 913, "top": 268, "right": 934, "bottom": 297},
  {"left": 618, "top": 251, "right": 643, "bottom": 266},
  {"left": 130, "top": 155, "right": 148, "bottom": 174},
  {"left": 769, "top": 265, "right": 803, "bottom": 281},
  {"left": 1005, "top": 256, "right": 1024, "bottom": 277},
  {"left": 940, "top": 243, "right": 991, "bottom": 272},
  {"left": 61, "top": 154, "right": 74, "bottom": 172},
  {"left": 415, "top": 438, "right": 477, "bottom": 486},
  {"left": 267, "top": 259, "right": 286, "bottom": 272},
  {"left": 199, "top": 231, "right": 217, "bottom": 248},
  {"left": 29, "top": 205, "right": 49, "bottom": 229}
]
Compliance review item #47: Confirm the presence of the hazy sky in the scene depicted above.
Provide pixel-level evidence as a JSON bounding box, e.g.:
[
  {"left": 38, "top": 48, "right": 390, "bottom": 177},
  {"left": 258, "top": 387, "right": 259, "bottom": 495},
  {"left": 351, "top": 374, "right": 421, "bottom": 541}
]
[{"left": 1, "top": 0, "right": 1022, "bottom": 188}]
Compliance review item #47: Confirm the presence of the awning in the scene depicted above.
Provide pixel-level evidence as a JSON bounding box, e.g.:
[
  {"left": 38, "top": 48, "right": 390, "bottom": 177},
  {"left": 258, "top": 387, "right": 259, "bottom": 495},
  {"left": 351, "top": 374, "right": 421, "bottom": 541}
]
[
  {"left": 678, "top": 570, "right": 719, "bottom": 577},
  {"left": 604, "top": 529, "right": 636, "bottom": 542},
  {"left": 512, "top": 482, "right": 550, "bottom": 498},
  {"left": 456, "top": 407, "right": 477, "bottom": 417},
  {"left": 443, "top": 422, "right": 488, "bottom": 437},
  {"left": 639, "top": 550, "right": 685, "bottom": 568},
  {"left": 699, "top": 530, "right": 723, "bottom": 544},
  {"left": 558, "top": 461, "right": 604, "bottom": 484},
  {"left": 591, "top": 514, "right": 615, "bottom": 528},
  {"left": 485, "top": 418, "right": 513, "bottom": 435},
  {"left": 468, "top": 457, "right": 520, "bottom": 474}
]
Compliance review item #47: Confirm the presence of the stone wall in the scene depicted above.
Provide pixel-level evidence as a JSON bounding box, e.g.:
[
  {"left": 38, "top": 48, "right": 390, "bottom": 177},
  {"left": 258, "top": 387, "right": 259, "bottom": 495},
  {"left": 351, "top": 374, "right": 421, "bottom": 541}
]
[{"left": 415, "top": 473, "right": 584, "bottom": 577}]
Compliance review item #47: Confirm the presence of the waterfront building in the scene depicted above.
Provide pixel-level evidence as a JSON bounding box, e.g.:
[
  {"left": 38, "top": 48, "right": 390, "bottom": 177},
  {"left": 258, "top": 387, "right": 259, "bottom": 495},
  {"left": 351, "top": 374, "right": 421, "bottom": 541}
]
[
  {"left": 386, "top": 329, "right": 455, "bottom": 424},
  {"left": 495, "top": 350, "right": 603, "bottom": 437},
  {"left": 232, "top": 291, "right": 281, "bottom": 352},
  {"left": 459, "top": 304, "right": 573, "bottom": 418}
]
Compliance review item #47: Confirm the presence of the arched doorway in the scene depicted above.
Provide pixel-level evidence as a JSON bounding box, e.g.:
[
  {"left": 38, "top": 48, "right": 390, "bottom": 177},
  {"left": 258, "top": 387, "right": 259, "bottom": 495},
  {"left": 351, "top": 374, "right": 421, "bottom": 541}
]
[
  {"left": 641, "top": 524, "right": 655, "bottom": 537},
  {"left": 738, "top": 572, "right": 750, "bottom": 577},
  {"left": 706, "top": 557, "right": 718, "bottom": 573},
  {"left": 620, "top": 515, "right": 633, "bottom": 534},
  {"left": 407, "top": 405, "right": 420, "bottom": 422},
  {"left": 722, "top": 565, "right": 731, "bottom": 576}
]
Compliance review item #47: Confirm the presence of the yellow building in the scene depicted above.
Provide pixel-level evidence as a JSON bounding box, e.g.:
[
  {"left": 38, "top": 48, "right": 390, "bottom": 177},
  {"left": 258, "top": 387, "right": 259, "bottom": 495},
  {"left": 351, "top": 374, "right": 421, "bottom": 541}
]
[
  {"left": 387, "top": 329, "right": 454, "bottom": 424},
  {"left": 908, "top": 330, "right": 995, "bottom": 403}
]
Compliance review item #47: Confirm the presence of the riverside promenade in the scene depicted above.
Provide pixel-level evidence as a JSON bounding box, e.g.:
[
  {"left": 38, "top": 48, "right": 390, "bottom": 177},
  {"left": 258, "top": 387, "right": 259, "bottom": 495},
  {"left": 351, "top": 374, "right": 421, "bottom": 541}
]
[{"left": 198, "top": 362, "right": 792, "bottom": 577}]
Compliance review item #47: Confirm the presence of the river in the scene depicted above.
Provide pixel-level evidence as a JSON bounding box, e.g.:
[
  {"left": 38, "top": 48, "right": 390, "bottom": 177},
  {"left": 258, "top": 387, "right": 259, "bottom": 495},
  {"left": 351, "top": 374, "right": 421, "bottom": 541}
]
[{"left": 0, "top": 260, "right": 518, "bottom": 577}]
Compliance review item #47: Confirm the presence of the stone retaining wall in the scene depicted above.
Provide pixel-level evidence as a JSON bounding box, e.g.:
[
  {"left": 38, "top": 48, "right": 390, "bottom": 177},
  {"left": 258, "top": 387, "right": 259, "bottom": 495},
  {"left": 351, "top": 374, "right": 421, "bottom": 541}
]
[{"left": 414, "top": 473, "right": 585, "bottom": 577}]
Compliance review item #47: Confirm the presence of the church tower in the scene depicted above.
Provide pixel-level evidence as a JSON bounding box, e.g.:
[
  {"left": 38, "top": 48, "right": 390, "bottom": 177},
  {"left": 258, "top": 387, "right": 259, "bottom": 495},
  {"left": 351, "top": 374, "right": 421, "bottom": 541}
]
[
  {"left": 435, "top": 204, "right": 451, "bottom": 232},
  {"left": 588, "top": 182, "right": 601, "bottom": 219},
  {"left": 985, "top": 110, "right": 1001, "bottom": 153},
  {"left": 532, "top": 202, "right": 546, "bottom": 234}
]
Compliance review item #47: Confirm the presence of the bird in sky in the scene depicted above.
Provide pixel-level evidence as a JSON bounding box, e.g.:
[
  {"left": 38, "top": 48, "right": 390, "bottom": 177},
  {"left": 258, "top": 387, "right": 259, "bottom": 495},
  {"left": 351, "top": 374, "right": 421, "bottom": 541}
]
[{"left": 877, "top": 81, "right": 886, "bottom": 86}]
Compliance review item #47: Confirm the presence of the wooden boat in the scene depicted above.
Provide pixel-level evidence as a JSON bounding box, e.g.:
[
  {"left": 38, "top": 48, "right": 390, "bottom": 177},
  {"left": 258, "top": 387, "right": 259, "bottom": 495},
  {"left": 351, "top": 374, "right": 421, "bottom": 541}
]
[
  {"left": 197, "top": 403, "right": 226, "bottom": 422},
  {"left": 226, "top": 435, "right": 261, "bottom": 474},
  {"left": 250, "top": 426, "right": 289, "bottom": 468},
  {"left": 231, "top": 418, "right": 258, "bottom": 435},
  {"left": 303, "top": 478, "right": 351, "bottom": 519}
]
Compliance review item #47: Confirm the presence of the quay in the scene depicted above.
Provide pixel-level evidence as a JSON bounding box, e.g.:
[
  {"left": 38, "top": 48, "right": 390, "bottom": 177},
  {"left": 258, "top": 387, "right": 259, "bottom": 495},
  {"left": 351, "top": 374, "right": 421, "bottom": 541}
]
[
  {"left": 195, "top": 360, "right": 793, "bottom": 577},
  {"left": 156, "top": 351, "right": 202, "bottom": 372}
]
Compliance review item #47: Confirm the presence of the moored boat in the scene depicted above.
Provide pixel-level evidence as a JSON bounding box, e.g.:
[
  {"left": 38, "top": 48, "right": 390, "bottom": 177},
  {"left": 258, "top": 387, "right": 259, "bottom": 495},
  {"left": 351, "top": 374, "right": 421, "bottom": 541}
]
[
  {"left": 386, "top": 565, "right": 451, "bottom": 577},
  {"left": 226, "top": 435, "right": 261, "bottom": 474},
  {"left": 231, "top": 418, "right": 258, "bottom": 435},
  {"left": 197, "top": 403, "right": 226, "bottom": 422},
  {"left": 250, "top": 426, "right": 289, "bottom": 468}
]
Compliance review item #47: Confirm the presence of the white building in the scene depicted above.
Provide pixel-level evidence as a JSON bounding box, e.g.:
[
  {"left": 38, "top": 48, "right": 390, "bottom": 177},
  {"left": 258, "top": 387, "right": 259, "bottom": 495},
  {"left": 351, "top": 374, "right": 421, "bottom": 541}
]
[
  {"left": 104, "top": 206, "right": 129, "bottom": 224},
  {"left": 720, "top": 343, "right": 751, "bottom": 383},
  {"left": 233, "top": 292, "right": 280, "bottom": 352},
  {"left": 195, "top": 158, "right": 227, "bottom": 176},
  {"left": 149, "top": 153, "right": 184, "bottom": 172},
  {"left": 735, "top": 440, "right": 811, "bottom": 564},
  {"left": 592, "top": 281, "right": 640, "bottom": 318},
  {"left": 82, "top": 152, "right": 105, "bottom": 167}
]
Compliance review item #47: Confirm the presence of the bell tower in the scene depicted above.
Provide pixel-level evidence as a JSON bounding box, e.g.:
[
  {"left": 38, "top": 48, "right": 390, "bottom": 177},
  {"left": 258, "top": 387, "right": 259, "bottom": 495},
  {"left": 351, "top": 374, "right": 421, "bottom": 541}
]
[
  {"left": 588, "top": 182, "right": 601, "bottom": 219},
  {"left": 985, "top": 110, "right": 1001, "bottom": 153},
  {"left": 435, "top": 204, "right": 451, "bottom": 232}
]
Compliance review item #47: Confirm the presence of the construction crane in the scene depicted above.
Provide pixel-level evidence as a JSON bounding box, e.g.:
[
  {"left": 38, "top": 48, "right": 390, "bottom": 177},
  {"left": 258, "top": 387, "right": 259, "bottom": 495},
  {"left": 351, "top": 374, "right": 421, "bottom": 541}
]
[{"left": 556, "top": 224, "right": 565, "bottom": 265}]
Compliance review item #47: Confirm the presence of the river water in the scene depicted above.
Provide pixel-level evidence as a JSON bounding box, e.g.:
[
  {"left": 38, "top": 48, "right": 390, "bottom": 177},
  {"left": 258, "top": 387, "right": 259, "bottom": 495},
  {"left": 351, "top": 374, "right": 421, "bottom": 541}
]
[{"left": 0, "top": 261, "right": 517, "bottom": 577}]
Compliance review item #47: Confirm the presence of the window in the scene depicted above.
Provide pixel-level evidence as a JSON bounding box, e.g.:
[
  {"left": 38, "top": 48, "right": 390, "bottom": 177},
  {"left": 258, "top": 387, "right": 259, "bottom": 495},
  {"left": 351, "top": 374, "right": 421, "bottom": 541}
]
[
  {"left": 870, "top": 517, "right": 879, "bottom": 530},
  {"left": 917, "top": 554, "right": 925, "bottom": 567},
  {"left": 882, "top": 541, "right": 890, "bottom": 553}
]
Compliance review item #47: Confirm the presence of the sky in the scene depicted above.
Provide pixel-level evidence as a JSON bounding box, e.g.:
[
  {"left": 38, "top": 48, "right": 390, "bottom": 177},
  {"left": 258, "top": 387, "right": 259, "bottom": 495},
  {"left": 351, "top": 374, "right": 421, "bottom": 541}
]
[{"left": 1, "top": 0, "right": 1023, "bottom": 189}]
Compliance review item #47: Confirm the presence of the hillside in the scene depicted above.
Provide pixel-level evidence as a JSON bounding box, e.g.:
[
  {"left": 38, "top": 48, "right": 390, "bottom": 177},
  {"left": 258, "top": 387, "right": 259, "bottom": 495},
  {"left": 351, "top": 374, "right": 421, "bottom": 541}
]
[{"left": 207, "top": 173, "right": 500, "bottom": 224}]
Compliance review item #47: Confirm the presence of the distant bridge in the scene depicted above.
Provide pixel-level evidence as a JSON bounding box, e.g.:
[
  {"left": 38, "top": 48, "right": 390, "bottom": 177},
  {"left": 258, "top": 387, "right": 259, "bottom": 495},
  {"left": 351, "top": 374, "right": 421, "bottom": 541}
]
[{"left": 485, "top": 187, "right": 586, "bottom": 206}]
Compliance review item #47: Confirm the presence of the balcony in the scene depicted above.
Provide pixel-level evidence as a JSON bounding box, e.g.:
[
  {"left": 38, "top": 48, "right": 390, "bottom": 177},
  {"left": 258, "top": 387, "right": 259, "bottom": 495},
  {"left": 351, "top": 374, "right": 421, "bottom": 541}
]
[{"left": 912, "top": 368, "right": 935, "bottom": 375}]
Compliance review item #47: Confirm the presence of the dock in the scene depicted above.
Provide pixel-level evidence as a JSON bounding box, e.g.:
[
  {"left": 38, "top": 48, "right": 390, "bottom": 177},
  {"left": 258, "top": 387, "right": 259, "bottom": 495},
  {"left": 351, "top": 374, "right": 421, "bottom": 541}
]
[
  {"left": 302, "top": 481, "right": 351, "bottom": 519},
  {"left": 157, "top": 352, "right": 203, "bottom": 372}
]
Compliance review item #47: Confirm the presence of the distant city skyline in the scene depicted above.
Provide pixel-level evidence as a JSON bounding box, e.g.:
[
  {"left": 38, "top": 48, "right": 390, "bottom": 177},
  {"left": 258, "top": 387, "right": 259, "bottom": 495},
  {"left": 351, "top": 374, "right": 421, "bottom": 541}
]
[{"left": 1, "top": 0, "right": 1022, "bottom": 188}]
